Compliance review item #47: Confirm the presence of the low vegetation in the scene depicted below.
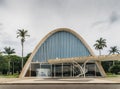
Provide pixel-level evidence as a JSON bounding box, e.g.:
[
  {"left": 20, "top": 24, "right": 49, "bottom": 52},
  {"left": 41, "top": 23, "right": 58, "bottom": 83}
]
[
  {"left": 0, "top": 73, "right": 19, "bottom": 78},
  {"left": 0, "top": 53, "right": 31, "bottom": 76}
]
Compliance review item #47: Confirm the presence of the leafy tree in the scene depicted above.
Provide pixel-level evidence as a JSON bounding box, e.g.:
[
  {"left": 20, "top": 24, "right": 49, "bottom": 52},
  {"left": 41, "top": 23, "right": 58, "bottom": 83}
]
[
  {"left": 10, "top": 55, "right": 21, "bottom": 74},
  {"left": 0, "top": 55, "right": 8, "bottom": 74},
  {"left": 109, "top": 65, "right": 120, "bottom": 74},
  {"left": 24, "top": 53, "right": 31, "bottom": 65},
  {"left": 17, "top": 29, "right": 30, "bottom": 69},
  {"left": 109, "top": 46, "right": 119, "bottom": 65},
  {"left": 3, "top": 47, "right": 15, "bottom": 74},
  {"left": 93, "top": 37, "right": 107, "bottom": 55},
  {"left": 102, "top": 61, "right": 113, "bottom": 73}
]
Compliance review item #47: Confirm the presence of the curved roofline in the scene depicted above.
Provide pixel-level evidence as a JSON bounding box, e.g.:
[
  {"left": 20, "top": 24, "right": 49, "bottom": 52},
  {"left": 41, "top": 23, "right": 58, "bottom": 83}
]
[
  {"left": 34, "top": 28, "right": 95, "bottom": 56},
  {"left": 19, "top": 28, "right": 95, "bottom": 78}
]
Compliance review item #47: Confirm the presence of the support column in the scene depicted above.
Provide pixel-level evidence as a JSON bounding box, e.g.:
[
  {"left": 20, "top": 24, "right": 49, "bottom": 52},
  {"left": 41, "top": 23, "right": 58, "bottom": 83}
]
[
  {"left": 40, "top": 63, "right": 41, "bottom": 69},
  {"left": 54, "top": 64, "right": 56, "bottom": 78},
  {"left": 51, "top": 64, "right": 52, "bottom": 77},
  {"left": 83, "top": 63, "right": 86, "bottom": 78},
  {"left": 70, "top": 64, "right": 72, "bottom": 77},
  {"left": 62, "top": 63, "right": 63, "bottom": 78},
  {"left": 29, "top": 63, "right": 31, "bottom": 77},
  {"left": 95, "top": 61, "right": 106, "bottom": 77},
  {"left": 39, "top": 63, "right": 41, "bottom": 77},
  {"left": 95, "top": 63, "right": 96, "bottom": 77},
  {"left": 73, "top": 64, "right": 74, "bottom": 77}
]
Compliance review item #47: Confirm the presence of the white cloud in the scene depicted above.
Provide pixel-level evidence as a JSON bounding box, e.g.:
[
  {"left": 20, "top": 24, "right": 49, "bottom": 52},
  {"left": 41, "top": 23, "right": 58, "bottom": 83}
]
[{"left": 0, "top": 0, "right": 120, "bottom": 56}]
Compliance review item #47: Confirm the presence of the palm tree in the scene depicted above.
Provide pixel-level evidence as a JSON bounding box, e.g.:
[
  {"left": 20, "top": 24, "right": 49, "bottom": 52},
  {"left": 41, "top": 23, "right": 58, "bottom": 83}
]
[
  {"left": 17, "top": 29, "right": 30, "bottom": 69},
  {"left": 109, "top": 46, "right": 119, "bottom": 54},
  {"left": 93, "top": 37, "right": 107, "bottom": 55},
  {"left": 3, "top": 47, "right": 15, "bottom": 74},
  {"left": 109, "top": 46, "right": 119, "bottom": 65}
]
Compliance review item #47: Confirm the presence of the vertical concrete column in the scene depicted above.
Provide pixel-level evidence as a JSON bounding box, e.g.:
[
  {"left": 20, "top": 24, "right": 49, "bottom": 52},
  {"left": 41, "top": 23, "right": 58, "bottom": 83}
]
[
  {"left": 73, "top": 64, "right": 74, "bottom": 77},
  {"left": 39, "top": 63, "right": 41, "bottom": 77},
  {"left": 62, "top": 63, "right": 63, "bottom": 78},
  {"left": 51, "top": 64, "right": 52, "bottom": 77},
  {"left": 40, "top": 63, "right": 41, "bottom": 69},
  {"left": 83, "top": 63, "right": 85, "bottom": 78},
  {"left": 94, "top": 63, "right": 96, "bottom": 77},
  {"left": 70, "top": 64, "right": 72, "bottom": 77},
  {"left": 95, "top": 61, "right": 106, "bottom": 77},
  {"left": 83, "top": 62, "right": 86, "bottom": 78},
  {"left": 54, "top": 64, "right": 56, "bottom": 78},
  {"left": 29, "top": 63, "right": 31, "bottom": 77}
]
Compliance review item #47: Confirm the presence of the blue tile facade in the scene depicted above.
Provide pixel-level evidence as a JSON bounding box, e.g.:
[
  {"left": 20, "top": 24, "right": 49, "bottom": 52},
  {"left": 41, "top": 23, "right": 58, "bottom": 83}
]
[{"left": 32, "top": 31, "right": 91, "bottom": 62}]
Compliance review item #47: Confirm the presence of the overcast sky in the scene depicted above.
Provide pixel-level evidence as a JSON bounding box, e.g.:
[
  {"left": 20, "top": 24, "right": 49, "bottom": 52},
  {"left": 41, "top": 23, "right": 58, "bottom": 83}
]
[{"left": 0, "top": 0, "right": 120, "bottom": 56}]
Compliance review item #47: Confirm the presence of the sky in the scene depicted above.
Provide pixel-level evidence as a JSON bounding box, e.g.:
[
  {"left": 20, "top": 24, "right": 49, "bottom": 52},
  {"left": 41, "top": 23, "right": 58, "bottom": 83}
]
[{"left": 0, "top": 0, "right": 120, "bottom": 56}]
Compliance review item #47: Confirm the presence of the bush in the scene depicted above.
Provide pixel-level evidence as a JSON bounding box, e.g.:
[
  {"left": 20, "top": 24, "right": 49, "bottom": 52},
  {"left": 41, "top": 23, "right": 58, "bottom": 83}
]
[
  {"left": 102, "top": 61, "right": 113, "bottom": 72},
  {"left": 109, "top": 65, "right": 120, "bottom": 74}
]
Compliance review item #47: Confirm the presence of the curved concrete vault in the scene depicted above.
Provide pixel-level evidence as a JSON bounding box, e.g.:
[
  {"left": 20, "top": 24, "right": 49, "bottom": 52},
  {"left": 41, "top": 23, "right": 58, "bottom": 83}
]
[{"left": 19, "top": 28, "right": 106, "bottom": 78}]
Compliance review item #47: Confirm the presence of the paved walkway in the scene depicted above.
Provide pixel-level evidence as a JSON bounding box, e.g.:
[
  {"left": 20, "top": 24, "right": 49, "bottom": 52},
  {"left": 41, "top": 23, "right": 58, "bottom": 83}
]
[
  {"left": 0, "top": 78, "right": 20, "bottom": 83},
  {"left": 0, "top": 78, "right": 119, "bottom": 84},
  {"left": 0, "top": 78, "right": 119, "bottom": 89}
]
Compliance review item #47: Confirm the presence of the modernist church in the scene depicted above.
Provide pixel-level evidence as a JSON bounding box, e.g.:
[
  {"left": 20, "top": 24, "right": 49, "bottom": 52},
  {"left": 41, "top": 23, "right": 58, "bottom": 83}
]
[{"left": 19, "top": 28, "right": 107, "bottom": 78}]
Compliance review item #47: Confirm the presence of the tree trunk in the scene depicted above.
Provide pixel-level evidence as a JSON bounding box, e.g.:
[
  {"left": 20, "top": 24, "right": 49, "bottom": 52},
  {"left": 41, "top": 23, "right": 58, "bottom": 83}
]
[
  {"left": 113, "top": 53, "right": 115, "bottom": 66},
  {"left": 8, "top": 60, "right": 10, "bottom": 74},
  {"left": 21, "top": 42, "right": 24, "bottom": 69},
  {"left": 99, "top": 49, "right": 101, "bottom": 56},
  {"left": 8, "top": 55, "right": 11, "bottom": 75},
  {"left": 99, "top": 50, "right": 101, "bottom": 65}
]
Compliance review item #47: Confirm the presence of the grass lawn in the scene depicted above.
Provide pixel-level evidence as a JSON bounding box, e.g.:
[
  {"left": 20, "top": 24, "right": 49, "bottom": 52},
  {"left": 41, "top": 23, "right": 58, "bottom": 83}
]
[
  {"left": 0, "top": 73, "right": 19, "bottom": 78},
  {"left": 106, "top": 73, "right": 120, "bottom": 77}
]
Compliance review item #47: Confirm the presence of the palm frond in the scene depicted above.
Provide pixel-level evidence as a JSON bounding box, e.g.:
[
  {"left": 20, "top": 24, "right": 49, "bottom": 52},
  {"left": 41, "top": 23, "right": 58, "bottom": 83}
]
[
  {"left": 109, "top": 46, "right": 120, "bottom": 55},
  {"left": 3, "top": 46, "right": 15, "bottom": 55},
  {"left": 93, "top": 37, "right": 107, "bottom": 55}
]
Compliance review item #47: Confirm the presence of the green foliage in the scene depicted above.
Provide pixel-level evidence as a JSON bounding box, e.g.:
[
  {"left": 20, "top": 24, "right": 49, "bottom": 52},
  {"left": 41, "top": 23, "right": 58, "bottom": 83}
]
[
  {"left": 10, "top": 55, "right": 21, "bottom": 74},
  {"left": 93, "top": 37, "right": 107, "bottom": 55},
  {"left": 102, "top": 61, "right": 120, "bottom": 74},
  {"left": 24, "top": 52, "right": 31, "bottom": 65},
  {"left": 102, "top": 61, "right": 113, "bottom": 72},
  {"left": 17, "top": 29, "right": 30, "bottom": 43},
  {"left": 2, "top": 46, "right": 16, "bottom": 74},
  {"left": 114, "top": 60, "right": 120, "bottom": 65},
  {"left": 94, "top": 38, "right": 107, "bottom": 50},
  {"left": 0, "top": 55, "right": 21, "bottom": 75},
  {"left": 3, "top": 47, "right": 15, "bottom": 55},
  {"left": 17, "top": 29, "right": 30, "bottom": 69},
  {"left": 0, "top": 52, "right": 30, "bottom": 75},
  {"left": 0, "top": 55, "right": 8, "bottom": 74},
  {"left": 109, "top": 46, "right": 119, "bottom": 54},
  {"left": 109, "top": 65, "right": 120, "bottom": 74},
  {"left": 0, "top": 73, "right": 19, "bottom": 78},
  {"left": 106, "top": 73, "right": 120, "bottom": 77}
]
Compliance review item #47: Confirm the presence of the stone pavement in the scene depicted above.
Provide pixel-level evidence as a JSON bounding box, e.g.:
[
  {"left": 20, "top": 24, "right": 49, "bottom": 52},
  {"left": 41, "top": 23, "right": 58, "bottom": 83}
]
[
  {"left": 0, "top": 78, "right": 119, "bottom": 89},
  {"left": 0, "top": 78, "right": 20, "bottom": 83},
  {"left": 0, "top": 78, "right": 119, "bottom": 84}
]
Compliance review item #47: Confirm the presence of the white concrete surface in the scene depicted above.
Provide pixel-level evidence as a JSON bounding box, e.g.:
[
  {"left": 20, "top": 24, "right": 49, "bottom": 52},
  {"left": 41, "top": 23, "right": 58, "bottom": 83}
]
[{"left": 3, "top": 78, "right": 118, "bottom": 84}]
